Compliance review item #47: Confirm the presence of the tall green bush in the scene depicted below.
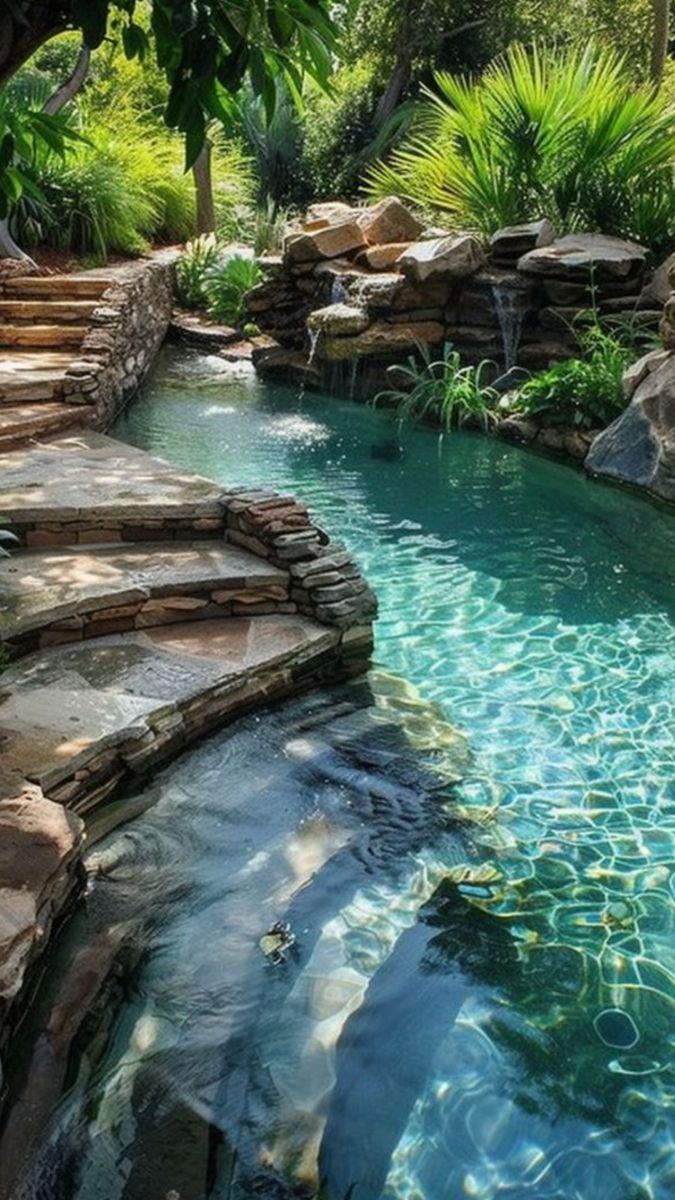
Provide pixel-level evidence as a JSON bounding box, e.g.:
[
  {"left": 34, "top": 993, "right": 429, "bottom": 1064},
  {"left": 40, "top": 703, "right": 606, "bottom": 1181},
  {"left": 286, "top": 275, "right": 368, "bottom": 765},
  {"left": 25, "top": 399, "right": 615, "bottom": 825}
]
[{"left": 367, "top": 42, "right": 675, "bottom": 254}]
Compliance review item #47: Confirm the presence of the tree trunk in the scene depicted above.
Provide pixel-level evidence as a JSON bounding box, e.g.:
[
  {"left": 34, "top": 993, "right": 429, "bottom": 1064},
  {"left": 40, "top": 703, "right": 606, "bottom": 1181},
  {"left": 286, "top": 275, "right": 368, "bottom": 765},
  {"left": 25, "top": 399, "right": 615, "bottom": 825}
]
[
  {"left": 0, "top": 219, "right": 36, "bottom": 265},
  {"left": 43, "top": 44, "right": 90, "bottom": 114},
  {"left": 0, "top": 2, "right": 72, "bottom": 90},
  {"left": 192, "top": 140, "right": 216, "bottom": 235},
  {"left": 651, "top": 0, "right": 670, "bottom": 85}
]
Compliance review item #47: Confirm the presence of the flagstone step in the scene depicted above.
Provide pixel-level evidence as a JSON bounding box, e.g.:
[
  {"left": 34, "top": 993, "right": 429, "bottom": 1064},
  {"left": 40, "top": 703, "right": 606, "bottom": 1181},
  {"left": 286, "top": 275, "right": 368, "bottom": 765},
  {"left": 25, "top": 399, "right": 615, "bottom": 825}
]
[
  {"left": 0, "top": 362, "right": 69, "bottom": 403},
  {"left": 0, "top": 402, "right": 90, "bottom": 449},
  {"left": 0, "top": 539, "right": 293, "bottom": 655},
  {"left": 0, "top": 432, "right": 228, "bottom": 544},
  {"left": 0, "top": 614, "right": 342, "bottom": 809},
  {"left": 0, "top": 275, "right": 112, "bottom": 300},
  {"left": 0, "top": 300, "right": 99, "bottom": 324},
  {"left": 0, "top": 324, "right": 85, "bottom": 349}
]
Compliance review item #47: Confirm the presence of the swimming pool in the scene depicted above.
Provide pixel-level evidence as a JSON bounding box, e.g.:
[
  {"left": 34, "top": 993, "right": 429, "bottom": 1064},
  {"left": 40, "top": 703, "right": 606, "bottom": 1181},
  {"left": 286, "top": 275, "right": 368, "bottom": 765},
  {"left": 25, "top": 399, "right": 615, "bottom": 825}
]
[{"left": 19, "top": 346, "right": 675, "bottom": 1199}]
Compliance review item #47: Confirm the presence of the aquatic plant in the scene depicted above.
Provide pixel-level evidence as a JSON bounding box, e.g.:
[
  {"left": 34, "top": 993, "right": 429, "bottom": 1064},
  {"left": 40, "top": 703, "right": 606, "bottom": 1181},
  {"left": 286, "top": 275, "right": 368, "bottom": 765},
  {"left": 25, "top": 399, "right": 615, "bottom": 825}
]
[
  {"left": 514, "top": 319, "right": 637, "bottom": 429},
  {"left": 375, "top": 342, "right": 500, "bottom": 433}
]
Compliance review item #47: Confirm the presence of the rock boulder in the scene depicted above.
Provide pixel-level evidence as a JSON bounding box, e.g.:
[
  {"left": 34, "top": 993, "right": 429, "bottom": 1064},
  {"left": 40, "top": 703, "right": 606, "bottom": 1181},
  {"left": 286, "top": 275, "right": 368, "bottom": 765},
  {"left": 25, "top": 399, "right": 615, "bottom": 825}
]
[
  {"left": 518, "top": 233, "right": 647, "bottom": 280},
  {"left": 320, "top": 320, "right": 444, "bottom": 360},
  {"left": 490, "top": 219, "right": 556, "bottom": 261},
  {"left": 585, "top": 351, "right": 675, "bottom": 501},
  {"left": 357, "top": 197, "right": 424, "bottom": 247},
  {"left": 284, "top": 221, "right": 366, "bottom": 264},
  {"left": 398, "top": 234, "right": 486, "bottom": 283},
  {"left": 307, "top": 303, "right": 370, "bottom": 336}
]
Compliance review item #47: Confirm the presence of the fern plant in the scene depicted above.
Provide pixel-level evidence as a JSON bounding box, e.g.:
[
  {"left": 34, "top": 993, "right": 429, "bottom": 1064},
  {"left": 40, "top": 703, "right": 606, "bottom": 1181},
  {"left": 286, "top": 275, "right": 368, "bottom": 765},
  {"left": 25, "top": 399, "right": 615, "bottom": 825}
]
[
  {"left": 367, "top": 42, "right": 675, "bottom": 254},
  {"left": 175, "top": 234, "right": 222, "bottom": 309},
  {"left": 375, "top": 343, "right": 500, "bottom": 433}
]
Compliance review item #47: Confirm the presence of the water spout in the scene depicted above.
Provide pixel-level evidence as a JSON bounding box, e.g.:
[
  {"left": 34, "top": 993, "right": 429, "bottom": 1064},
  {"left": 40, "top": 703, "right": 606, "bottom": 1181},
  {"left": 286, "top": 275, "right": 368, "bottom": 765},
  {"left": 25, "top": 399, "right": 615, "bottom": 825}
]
[{"left": 491, "top": 283, "right": 525, "bottom": 371}]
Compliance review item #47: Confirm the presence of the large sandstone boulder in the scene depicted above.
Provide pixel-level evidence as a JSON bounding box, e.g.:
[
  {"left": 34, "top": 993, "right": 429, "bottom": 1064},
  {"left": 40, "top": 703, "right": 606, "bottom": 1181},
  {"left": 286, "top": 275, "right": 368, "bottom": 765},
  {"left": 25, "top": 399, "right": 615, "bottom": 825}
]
[
  {"left": 284, "top": 221, "right": 366, "bottom": 264},
  {"left": 585, "top": 350, "right": 675, "bottom": 501},
  {"left": 306, "top": 201, "right": 359, "bottom": 225},
  {"left": 307, "top": 303, "right": 370, "bottom": 336},
  {"left": 518, "top": 233, "right": 647, "bottom": 279},
  {"left": 0, "top": 769, "right": 84, "bottom": 1024},
  {"left": 356, "top": 242, "right": 412, "bottom": 270},
  {"left": 357, "top": 197, "right": 424, "bottom": 247},
  {"left": 398, "top": 234, "right": 486, "bottom": 283},
  {"left": 320, "top": 319, "right": 444, "bottom": 360},
  {"left": 660, "top": 292, "right": 675, "bottom": 349}
]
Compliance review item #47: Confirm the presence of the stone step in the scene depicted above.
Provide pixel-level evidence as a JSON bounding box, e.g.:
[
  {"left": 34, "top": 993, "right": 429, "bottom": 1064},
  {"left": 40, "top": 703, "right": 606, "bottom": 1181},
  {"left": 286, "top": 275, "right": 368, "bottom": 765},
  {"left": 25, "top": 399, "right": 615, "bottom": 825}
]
[
  {"left": 0, "top": 276, "right": 112, "bottom": 300},
  {"left": 0, "top": 614, "right": 341, "bottom": 808},
  {"left": 0, "top": 352, "right": 71, "bottom": 403},
  {"left": 0, "top": 299, "right": 99, "bottom": 324},
  {"left": 0, "top": 432, "right": 228, "bottom": 545},
  {"left": 0, "top": 401, "right": 89, "bottom": 450},
  {"left": 0, "top": 324, "right": 85, "bottom": 348},
  {"left": 0, "top": 540, "right": 292, "bottom": 655}
]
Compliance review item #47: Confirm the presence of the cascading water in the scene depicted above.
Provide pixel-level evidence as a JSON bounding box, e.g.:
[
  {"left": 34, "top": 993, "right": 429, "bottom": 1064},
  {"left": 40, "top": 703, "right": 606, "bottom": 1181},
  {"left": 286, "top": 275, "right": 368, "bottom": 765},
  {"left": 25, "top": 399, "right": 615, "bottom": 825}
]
[
  {"left": 307, "top": 325, "right": 321, "bottom": 366},
  {"left": 491, "top": 282, "right": 525, "bottom": 370}
]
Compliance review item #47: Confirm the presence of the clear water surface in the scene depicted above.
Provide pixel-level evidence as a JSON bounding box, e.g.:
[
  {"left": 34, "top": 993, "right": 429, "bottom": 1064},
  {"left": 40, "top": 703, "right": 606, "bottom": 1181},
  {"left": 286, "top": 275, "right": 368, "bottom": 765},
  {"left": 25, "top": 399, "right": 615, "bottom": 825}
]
[{"left": 22, "top": 348, "right": 675, "bottom": 1200}]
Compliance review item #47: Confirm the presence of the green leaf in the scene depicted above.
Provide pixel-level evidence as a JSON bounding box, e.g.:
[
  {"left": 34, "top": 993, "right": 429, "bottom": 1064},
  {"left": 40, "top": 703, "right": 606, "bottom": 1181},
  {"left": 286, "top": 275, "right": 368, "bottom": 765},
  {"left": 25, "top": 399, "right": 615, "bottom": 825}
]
[{"left": 72, "top": 0, "right": 110, "bottom": 48}]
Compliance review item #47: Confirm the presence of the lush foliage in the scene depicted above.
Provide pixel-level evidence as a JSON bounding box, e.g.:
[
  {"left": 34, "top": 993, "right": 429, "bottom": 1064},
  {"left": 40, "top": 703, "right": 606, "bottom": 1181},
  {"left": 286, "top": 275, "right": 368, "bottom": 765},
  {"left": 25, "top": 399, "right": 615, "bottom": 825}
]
[
  {"left": 3, "top": 32, "right": 256, "bottom": 259},
  {"left": 514, "top": 320, "right": 637, "bottom": 430},
  {"left": 368, "top": 42, "right": 675, "bottom": 254},
  {"left": 0, "top": 0, "right": 338, "bottom": 161},
  {"left": 375, "top": 343, "right": 500, "bottom": 432},
  {"left": 176, "top": 235, "right": 262, "bottom": 323}
]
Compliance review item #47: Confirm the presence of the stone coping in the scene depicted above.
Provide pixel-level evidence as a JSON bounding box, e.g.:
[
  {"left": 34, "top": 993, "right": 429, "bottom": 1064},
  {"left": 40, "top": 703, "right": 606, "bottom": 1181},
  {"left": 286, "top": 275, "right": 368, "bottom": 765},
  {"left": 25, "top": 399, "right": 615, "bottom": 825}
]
[{"left": 0, "top": 432, "right": 224, "bottom": 524}]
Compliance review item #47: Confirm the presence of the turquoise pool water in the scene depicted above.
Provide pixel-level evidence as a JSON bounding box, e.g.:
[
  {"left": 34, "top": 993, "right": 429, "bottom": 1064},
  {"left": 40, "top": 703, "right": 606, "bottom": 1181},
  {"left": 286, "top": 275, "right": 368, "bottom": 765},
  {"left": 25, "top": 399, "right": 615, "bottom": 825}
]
[{"left": 22, "top": 347, "right": 675, "bottom": 1200}]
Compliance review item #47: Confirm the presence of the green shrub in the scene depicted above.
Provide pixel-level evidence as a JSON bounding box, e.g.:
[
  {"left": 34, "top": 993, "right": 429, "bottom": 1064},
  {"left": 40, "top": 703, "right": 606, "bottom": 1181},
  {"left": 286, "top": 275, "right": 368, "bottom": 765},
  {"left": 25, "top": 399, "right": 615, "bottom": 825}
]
[
  {"left": 367, "top": 42, "right": 675, "bottom": 254},
  {"left": 204, "top": 255, "right": 263, "bottom": 324},
  {"left": 514, "top": 320, "right": 636, "bottom": 429},
  {"left": 15, "top": 102, "right": 196, "bottom": 257},
  {"left": 176, "top": 239, "right": 262, "bottom": 324},
  {"left": 175, "top": 234, "right": 222, "bottom": 308},
  {"left": 375, "top": 342, "right": 500, "bottom": 432}
]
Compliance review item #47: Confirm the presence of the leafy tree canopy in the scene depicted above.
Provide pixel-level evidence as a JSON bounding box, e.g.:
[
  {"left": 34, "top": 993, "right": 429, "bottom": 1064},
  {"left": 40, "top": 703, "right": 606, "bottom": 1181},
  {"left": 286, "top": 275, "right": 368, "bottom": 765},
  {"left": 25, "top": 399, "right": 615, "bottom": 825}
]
[{"left": 0, "top": 0, "right": 337, "bottom": 166}]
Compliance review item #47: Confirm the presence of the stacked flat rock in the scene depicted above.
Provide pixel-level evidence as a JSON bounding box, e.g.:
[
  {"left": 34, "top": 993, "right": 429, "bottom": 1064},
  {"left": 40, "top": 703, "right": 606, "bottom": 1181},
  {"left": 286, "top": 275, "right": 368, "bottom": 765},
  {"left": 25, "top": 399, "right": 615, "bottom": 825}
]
[
  {"left": 247, "top": 199, "right": 654, "bottom": 386},
  {"left": 489, "top": 220, "right": 556, "bottom": 267},
  {"left": 518, "top": 233, "right": 648, "bottom": 306}
]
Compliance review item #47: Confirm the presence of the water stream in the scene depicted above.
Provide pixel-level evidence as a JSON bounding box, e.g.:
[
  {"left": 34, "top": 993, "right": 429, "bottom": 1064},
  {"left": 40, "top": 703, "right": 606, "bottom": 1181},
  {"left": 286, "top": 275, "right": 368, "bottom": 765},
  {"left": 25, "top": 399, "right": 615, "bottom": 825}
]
[{"left": 12, "top": 347, "right": 675, "bottom": 1200}]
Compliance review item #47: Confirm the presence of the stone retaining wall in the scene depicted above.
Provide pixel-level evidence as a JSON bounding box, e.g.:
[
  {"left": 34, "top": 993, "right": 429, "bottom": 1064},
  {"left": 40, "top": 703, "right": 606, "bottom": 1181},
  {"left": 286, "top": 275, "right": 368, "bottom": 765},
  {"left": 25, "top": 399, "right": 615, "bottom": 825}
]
[{"left": 65, "top": 252, "right": 177, "bottom": 426}]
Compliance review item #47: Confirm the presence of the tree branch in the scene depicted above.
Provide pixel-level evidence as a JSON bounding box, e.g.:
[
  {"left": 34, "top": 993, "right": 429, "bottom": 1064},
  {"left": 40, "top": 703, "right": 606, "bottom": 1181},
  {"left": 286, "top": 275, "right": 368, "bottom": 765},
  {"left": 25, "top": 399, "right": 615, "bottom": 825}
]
[{"left": 43, "top": 42, "right": 90, "bottom": 114}]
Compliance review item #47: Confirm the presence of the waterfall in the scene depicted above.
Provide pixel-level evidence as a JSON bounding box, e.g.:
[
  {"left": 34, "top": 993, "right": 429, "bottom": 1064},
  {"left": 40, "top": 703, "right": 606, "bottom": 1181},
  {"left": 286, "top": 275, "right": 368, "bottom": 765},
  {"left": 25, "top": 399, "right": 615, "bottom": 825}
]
[
  {"left": 491, "top": 283, "right": 525, "bottom": 371},
  {"left": 307, "top": 326, "right": 321, "bottom": 366},
  {"left": 330, "top": 276, "right": 348, "bottom": 304}
]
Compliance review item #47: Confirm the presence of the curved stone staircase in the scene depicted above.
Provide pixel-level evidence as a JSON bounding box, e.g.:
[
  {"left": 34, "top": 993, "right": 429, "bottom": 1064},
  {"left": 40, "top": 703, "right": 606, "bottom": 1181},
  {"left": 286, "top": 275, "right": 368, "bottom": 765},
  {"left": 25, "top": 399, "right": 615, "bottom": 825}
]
[
  {"left": 0, "top": 432, "right": 376, "bottom": 1074},
  {"left": 0, "top": 273, "right": 113, "bottom": 450}
]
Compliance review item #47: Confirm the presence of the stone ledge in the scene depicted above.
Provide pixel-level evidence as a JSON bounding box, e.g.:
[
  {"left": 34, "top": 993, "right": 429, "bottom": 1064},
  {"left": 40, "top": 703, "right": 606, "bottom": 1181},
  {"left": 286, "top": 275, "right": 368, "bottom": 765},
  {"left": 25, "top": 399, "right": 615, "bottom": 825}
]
[{"left": 0, "top": 614, "right": 368, "bottom": 808}]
